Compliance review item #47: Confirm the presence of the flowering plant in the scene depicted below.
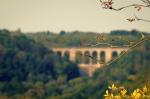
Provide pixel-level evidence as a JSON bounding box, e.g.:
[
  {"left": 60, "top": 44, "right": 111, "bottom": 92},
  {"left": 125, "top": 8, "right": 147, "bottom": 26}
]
[{"left": 104, "top": 84, "right": 150, "bottom": 99}]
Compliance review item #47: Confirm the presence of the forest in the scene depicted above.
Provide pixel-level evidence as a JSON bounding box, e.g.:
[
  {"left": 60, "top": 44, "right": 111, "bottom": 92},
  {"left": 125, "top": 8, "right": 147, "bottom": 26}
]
[{"left": 0, "top": 29, "right": 150, "bottom": 99}]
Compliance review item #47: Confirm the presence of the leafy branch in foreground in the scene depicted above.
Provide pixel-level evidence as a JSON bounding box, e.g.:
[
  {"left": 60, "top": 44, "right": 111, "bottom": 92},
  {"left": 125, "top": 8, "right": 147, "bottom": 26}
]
[
  {"left": 100, "top": 0, "right": 150, "bottom": 11},
  {"left": 99, "top": 0, "right": 150, "bottom": 23},
  {"left": 97, "top": 0, "right": 150, "bottom": 65},
  {"left": 80, "top": 0, "right": 150, "bottom": 66}
]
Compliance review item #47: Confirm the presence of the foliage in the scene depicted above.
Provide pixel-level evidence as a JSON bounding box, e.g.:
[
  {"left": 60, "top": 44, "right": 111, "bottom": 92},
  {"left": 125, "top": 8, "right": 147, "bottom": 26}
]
[
  {"left": 0, "top": 29, "right": 150, "bottom": 99},
  {"left": 0, "top": 29, "right": 80, "bottom": 96},
  {"left": 104, "top": 84, "right": 150, "bottom": 99}
]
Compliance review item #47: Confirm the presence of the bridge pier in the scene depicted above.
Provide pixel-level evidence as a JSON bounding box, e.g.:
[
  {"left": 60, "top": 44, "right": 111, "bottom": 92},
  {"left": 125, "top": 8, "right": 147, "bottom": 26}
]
[
  {"left": 70, "top": 52, "right": 76, "bottom": 62},
  {"left": 105, "top": 49, "right": 112, "bottom": 63}
]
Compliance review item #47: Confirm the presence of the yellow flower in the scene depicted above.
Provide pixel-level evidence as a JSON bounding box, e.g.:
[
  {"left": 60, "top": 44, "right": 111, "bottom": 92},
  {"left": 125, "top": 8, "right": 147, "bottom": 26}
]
[
  {"left": 143, "top": 86, "right": 148, "bottom": 94},
  {"left": 104, "top": 84, "right": 150, "bottom": 99},
  {"left": 108, "top": 84, "right": 117, "bottom": 90},
  {"left": 120, "top": 89, "right": 127, "bottom": 96},
  {"left": 114, "top": 95, "right": 121, "bottom": 99},
  {"left": 131, "top": 89, "right": 142, "bottom": 99},
  {"left": 134, "top": 93, "right": 141, "bottom": 99},
  {"left": 104, "top": 90, "right": 109, "bottom": 97}
]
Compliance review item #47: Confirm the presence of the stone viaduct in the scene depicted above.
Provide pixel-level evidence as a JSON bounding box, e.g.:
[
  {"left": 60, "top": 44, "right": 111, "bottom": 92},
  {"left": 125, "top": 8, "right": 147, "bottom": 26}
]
[{"left": 52, "top": 47, "right": 128, "bottom": 76}]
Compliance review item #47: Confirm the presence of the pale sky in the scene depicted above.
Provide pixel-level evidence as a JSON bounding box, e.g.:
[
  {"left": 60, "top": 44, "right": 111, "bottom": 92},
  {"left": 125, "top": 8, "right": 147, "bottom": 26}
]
[{"left": 0, "top": 0, "right": 150, "bottom": 33}]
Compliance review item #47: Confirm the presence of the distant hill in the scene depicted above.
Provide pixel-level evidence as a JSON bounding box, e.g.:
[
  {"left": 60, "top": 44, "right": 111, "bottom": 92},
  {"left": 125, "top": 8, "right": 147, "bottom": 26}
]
[{"left": 26, "top": 30, "right": 149, "bottom": 48}]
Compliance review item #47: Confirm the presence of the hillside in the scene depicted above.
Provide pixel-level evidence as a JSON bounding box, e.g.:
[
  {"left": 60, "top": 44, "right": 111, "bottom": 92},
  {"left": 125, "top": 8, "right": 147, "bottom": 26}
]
[
  {"left": 0, "top": 29, "right": 150, "bottom": 99},
  {"left": 27, "top": 30, "right": 150, "bottom": 97},
  {"left": 0, "top": 29, "right": 80, "bottom": 98}
]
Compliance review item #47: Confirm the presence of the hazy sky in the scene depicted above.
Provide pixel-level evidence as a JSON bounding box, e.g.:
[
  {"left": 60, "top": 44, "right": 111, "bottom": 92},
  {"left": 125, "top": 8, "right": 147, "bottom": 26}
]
[{"left": 0, "top": 0, "right": 150, "bottom": 33}]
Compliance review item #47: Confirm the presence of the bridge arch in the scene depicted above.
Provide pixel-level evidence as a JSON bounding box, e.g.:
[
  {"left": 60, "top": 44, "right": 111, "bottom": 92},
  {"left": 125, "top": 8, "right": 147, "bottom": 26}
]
[
  {"left": 56, "top": 51, "right": 62, "bottom": 57},
  {"left": 84, "top": 51, "right": 90, "bottom": 64},
  {"left": 100, "top": 51, "right": 105, "bottom": 63},
  {"left": 92, "top": 51, "right": 97, "bottom": 64},
  {"left": 75, "top": 51, "right": 83, "bottom": 64},
  {"left": 112, "top": 51, "right": 118, "bottom": 59},
  {"left": 64, "top": 51, "right": 70, "bottom": 60}
]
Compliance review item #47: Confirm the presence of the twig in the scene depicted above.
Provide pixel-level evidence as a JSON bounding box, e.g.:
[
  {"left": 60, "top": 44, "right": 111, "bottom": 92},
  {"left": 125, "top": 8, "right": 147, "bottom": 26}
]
[
  {"left": 81, "top": 33, "right": 150, "bottom": 66},
  {"left": 99, "top": 0, "right": 150, "bottom": 11},
  {"left": 135, "top": 16, "right": 150, "bottom": 22},
  {"left": 99, "top": 0, "right": 150, "bottom": 23},
  {"left": 111, "top": 4, "right": 149, "bottom": 11},
  {"left": 104, "top": 34, "right": 150, "bottom": 66}
]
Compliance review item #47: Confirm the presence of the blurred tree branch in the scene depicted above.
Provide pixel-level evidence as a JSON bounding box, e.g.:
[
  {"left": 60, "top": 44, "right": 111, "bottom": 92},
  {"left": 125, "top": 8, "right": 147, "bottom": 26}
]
[
  {"left": 79, "top": 0, "right": 150, "bottom": 66},
  {"left": 99, "top": 0, "right": 150, "bottom": 23}
]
